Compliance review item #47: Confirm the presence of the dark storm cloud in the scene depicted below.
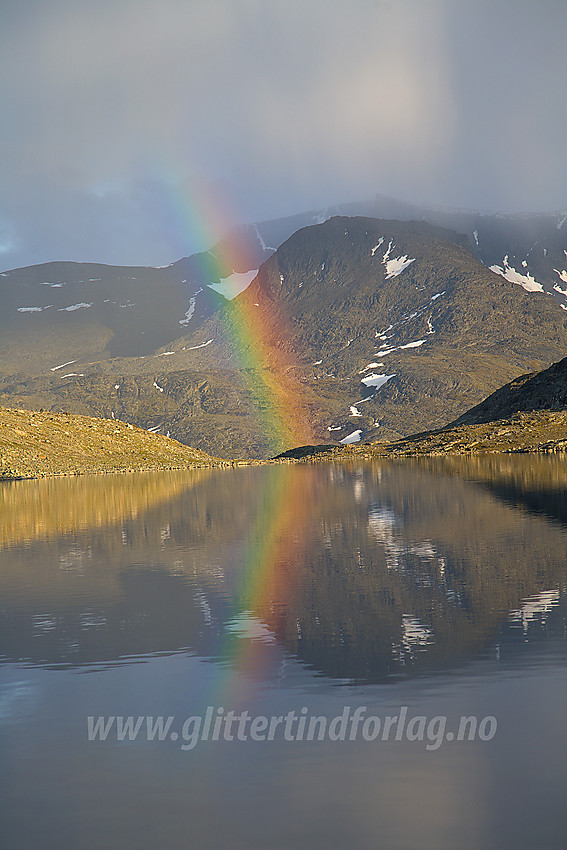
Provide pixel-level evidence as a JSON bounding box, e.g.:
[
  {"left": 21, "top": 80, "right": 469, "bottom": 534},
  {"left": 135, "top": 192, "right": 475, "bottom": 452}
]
[{"left": 1, "top": 0, "right": 566, "bottom": 269}]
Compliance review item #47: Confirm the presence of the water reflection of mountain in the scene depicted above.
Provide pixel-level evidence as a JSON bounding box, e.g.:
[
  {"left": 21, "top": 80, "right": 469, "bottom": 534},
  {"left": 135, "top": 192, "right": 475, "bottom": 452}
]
[{"left": 0, "top": 461, "right": 565, "bottom": 681}]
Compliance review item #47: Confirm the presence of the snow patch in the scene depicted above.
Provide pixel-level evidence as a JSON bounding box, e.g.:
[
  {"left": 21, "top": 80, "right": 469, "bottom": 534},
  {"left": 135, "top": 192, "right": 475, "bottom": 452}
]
[
  {"left": 350, "top": 405, "right": 362, "bottom": 417},
  {"left": 553, "top": 269, "right": 567, "bottom": 285},
  {"left": 39, "top": 281, "right": 64, "bottom": 287},
  {"left": 208, "top": 270, "right": 257, "bottom": 299},
  {"left": 313, "top": 359, "right": 323, "bottom": 365},
  {"left": 51, "top": 360, "right": 77, "bottom": 372},
  {"left": 340, "top": 429, "right": 362, "bottom": 444},
  {"left": 327, "top": 425, "right": 343, "bottom": 432},
  {"left": 253, "top": 223, "right": 275, "bottom": 253},
  {"left": 384, "top": 254, "right": 415, "bottom": 279},
  {"left": 556, "top": 214, "right": 567, "bottom": 230},
  {"left": 158, "top": 351, "right": 175, "bottom": 356},
  {"left": 430, "top": 292, "right": 444, "bottom": 300},
  {"left": 489, "top": 256, "right": 544, "bottom": 292},
  {"left": 371, "top": 237, "right": 384, "bottom": 256},
  {"left": 185, "top": 339, "right": 213, "bottom": 351},
  {"left": 153, "top": 381, "right": 164, "bottom": 393},
  {"left": 361, "top": 373, "right": 395, "bottom": 389},
  {"left": 359, "top": 363, "right": 382, "bottom": 373},
  {"left": 179, "top": 297, "right": 196, "bottom": 325},
  {"left": 375, "top": 340, "right": 426, "bottom": 357}
]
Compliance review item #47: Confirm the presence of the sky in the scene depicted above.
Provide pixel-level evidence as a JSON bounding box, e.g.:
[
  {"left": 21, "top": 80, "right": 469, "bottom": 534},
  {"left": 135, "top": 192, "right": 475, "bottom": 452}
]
[{"left": 1, "top": 0, "right": 566, "bottom": 271}]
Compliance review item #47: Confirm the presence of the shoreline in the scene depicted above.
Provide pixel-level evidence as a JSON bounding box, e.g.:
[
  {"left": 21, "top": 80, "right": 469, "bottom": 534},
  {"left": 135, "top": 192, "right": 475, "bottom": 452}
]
[{"left": 2, "top": 406, "right": 567, "bottom": 482}]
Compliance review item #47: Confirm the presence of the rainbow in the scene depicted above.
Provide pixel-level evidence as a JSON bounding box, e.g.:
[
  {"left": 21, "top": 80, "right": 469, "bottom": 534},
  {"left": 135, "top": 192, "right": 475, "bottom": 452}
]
[
  {"left": 160, "top": 171, "right": 314, "bottom": 454},
  {"left": 197, "top": 464, "right": 319, "bottom": 711}
]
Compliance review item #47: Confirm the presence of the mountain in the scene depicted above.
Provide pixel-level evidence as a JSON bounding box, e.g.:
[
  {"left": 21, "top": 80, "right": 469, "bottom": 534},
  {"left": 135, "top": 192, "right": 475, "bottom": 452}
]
[
  {"left": 0, "top": 200, "right": 369, "bottom": 377},
  {"left": 5, "top": 195, "right": 565, "bottom": 376},
  {"left": 366, "top": 194, "right": 567, "bottom": 310},
  {"left": 0, "top": 259, "right": 228, "bottom": 375},
  {"left": 4, "top": 216, "right": 566, "bottom": 459},
  {"left": 170, "top": 216, "right": 567, "bottom": 450},
  {"left": 452, "top": 356, "right": 567, "bottom": 426}
]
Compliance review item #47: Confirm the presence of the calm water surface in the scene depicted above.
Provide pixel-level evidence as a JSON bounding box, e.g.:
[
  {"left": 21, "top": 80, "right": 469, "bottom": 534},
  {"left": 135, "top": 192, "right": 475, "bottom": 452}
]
[{"left": 1, "top": 458, "right": 566, "bottom": 849}]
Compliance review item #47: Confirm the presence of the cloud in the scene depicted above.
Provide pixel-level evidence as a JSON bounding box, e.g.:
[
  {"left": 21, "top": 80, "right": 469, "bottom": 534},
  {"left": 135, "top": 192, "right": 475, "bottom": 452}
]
[{"left": 1, "top": 0, "right": 566, "bottom": 268}]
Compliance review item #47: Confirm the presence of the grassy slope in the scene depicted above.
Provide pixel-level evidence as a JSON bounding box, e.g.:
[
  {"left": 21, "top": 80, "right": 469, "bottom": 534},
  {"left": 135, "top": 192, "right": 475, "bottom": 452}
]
[{"left": 0, "top": 406, "right": 226, "bottom": 479}]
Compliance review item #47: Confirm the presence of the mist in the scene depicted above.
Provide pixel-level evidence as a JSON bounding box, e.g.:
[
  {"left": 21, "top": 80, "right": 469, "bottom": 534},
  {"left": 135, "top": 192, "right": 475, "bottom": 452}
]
[{"left": 1, "top": 0, "right": 566, "bottom": 270}]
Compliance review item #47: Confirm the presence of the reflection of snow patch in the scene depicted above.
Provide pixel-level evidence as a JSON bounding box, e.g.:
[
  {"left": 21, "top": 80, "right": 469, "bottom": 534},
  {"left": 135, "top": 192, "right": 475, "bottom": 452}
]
[
  {"left": 490, "top": 256, "right": 544, "bottom": 292},
  {"left": 225, "top": 612, "right": 275, "bottom": 642},
  {"left": 340, "top": 429, "right": 362, "bottom": 444},
  {"left": 509, "top": 589, "right": 560, "bottom": 633},
  {"left": 556, "top": 214, "right": 567, "bottom": 230},
  {"left": 401, "top": 615, "right": 434, "bottom": 651},
  {"left": 58, "top": 302, "right": 93, "bottom": 312},
  {"left": 18, "top": 305, "right": 51, "bottom": 312},
  {"left": 473, "top": 230, "right": 479, "bottom": 246}
]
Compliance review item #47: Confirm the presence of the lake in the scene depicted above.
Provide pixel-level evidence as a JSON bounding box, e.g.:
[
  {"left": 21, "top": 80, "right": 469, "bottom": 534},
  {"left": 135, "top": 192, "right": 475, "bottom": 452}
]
[{"left": 1, "top": 458, "right": 566, "bottom": 849}]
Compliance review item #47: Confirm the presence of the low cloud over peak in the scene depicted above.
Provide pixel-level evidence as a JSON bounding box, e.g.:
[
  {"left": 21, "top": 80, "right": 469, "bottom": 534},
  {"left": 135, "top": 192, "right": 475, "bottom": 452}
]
[{"left": 1, "top": 0, "right": 566, "bottom": 269}]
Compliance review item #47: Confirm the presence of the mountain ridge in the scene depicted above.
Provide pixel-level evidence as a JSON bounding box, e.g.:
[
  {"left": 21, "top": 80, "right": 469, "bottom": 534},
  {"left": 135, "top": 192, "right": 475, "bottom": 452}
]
[{"left": 2, "top": 211, "right": 567, "bottom": 458}]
